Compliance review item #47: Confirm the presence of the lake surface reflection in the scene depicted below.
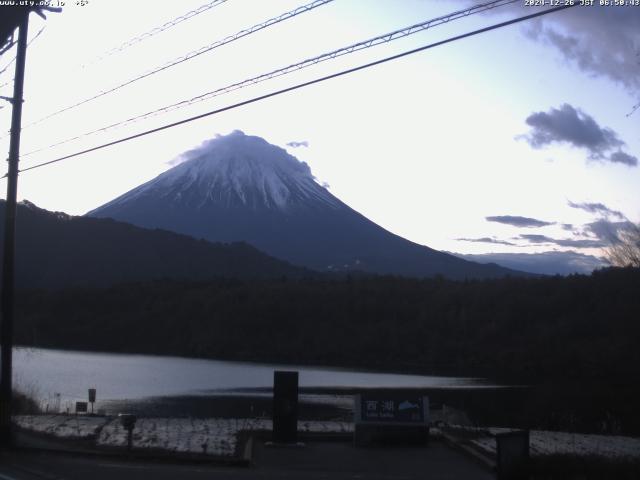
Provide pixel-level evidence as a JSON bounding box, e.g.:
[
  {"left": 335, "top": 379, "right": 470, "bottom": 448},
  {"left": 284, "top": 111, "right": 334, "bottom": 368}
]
[{"left": 14, "top": 347, "right": 491, "bottom": 406}]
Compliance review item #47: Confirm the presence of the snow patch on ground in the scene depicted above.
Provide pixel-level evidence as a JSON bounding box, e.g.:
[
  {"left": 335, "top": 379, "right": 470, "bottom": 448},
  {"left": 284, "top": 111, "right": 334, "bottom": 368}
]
[
  {"left": 97, "top": 417, "right": 353, "bottom": 456},
  {"left": 97, "top": 417, "right": 253, "bottom": 456},
  {"left": 14, "top": 415, "right": 108, "bottom": 439},
  {"left": 14, "top": 415, "right": 353, "bottom": 457},
  {"left": 449, "top": 426, "right": 640, "bottom": 461}
]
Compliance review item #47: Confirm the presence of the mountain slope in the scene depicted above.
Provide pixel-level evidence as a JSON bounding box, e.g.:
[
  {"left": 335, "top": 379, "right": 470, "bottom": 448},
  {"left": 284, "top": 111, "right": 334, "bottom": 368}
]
[
  {"left": 88, "top": 130, "right": 527, "bottom": 280},
  {"left": 0, "top": 200, "right": 309, "bottom": 289}
]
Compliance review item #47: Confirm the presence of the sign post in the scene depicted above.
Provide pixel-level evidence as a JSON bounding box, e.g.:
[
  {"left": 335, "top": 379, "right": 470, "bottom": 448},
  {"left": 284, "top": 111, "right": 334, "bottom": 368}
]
[
  {"left": 119, "top": 414, "right": 137, "bottom": 452},
  {"left": 88, "top": 388, "right": 96, "bottom": 414}
]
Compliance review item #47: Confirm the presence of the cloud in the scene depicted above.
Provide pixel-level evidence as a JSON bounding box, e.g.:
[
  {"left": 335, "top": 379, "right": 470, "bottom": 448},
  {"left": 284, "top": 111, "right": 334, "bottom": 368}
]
[
  {"left": 521, "top": 104, "right": 637, "bottom": 166},
  {"left": 610, "top": 151, "right": 638, "bottom": 167},
  {"left": 517, "top": 234, "right": 605, "bottom": 248},
  {"left": 459, "top": 4, "right": 639, "bottom": 112},
  {"left": 455, "top": 250, "right": 607, "bottom": 276},
  {"left": 518, "top": 234, "right": 552, "bottom": 243},
  {"left": 516, "top": 216, "right": 637, "bottom": 249},
  {"left": 524, "top": 8, "right": 640, "bottom": 101},
  {"left": 565, "top": 203, "right": 635, "bottom": 246},
  {"left": 486, "top": 215, "right": 554, "bottom": 228},
  {"left": 524, "top": 104, "right": 622, "bottom": 154},
  {"left": 584, "top": 219, "right": 636, "bottom": 244},
  {"left": 460, "top": 4, "right": 640, "bottom": 99},
  {"left": 286, "top": 140, "right": 309, "bottom": 148},
  {"left": 455, "top": 237, "right": 516, "bottom": 246},
  {"left": 567, "top": 201, "right": 626, "bottom": 220}
]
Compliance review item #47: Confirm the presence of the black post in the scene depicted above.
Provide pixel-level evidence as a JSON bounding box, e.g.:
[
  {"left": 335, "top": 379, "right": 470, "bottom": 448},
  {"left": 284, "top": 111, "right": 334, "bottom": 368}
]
[
  {"left": 496, "top": 430, "right": 530, "bottom": 480},
  {"left": 272, "top": 371, "right": 298, "bottom": 444},
  {"left": 0, "top": 12, "right": 29, "bottom": 448}
]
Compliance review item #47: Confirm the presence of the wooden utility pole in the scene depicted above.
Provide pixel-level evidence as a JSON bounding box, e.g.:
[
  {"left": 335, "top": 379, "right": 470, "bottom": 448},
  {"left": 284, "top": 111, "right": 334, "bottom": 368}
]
[{"left": 0, "top": 10, "right": 29, "bottom": 448}]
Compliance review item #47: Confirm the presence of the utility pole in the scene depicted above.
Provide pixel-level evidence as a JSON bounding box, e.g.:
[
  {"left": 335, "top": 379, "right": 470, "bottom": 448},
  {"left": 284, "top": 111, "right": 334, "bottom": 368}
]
[{"left": 0, "top": 10, "right": 29, "bottom": 448}]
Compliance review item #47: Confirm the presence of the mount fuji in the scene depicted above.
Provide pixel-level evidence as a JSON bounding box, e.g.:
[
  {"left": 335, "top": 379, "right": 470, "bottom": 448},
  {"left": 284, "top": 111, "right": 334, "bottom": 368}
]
[{"left": 88, "top": 131, "right": 524, "bottom": 279}]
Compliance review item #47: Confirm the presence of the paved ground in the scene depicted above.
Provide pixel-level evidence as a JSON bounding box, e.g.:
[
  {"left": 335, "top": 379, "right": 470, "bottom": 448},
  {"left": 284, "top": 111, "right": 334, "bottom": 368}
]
[
  {"left": 252, "top": 439, "right": 494, "bottom": 479},
  {"left": 0, "top": 439, "right": 494, "bottom": 480}
]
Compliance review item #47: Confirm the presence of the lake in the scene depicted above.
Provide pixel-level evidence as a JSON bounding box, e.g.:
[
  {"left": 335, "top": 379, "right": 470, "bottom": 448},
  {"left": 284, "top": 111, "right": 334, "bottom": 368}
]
[{"left": 13, "top": 347, "right": 492, "bottom": 411}]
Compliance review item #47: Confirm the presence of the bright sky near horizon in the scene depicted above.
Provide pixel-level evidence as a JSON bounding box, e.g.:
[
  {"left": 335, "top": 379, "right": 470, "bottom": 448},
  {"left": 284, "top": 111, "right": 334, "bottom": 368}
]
[{"left": 0, "top": 0, "right": 638, "bottom": 262}]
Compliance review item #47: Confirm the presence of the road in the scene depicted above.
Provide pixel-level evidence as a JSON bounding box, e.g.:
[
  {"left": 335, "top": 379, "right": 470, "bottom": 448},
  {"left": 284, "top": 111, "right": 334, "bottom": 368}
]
[{"left": 0, "top": 440, "right": 494, "bottom": 479}]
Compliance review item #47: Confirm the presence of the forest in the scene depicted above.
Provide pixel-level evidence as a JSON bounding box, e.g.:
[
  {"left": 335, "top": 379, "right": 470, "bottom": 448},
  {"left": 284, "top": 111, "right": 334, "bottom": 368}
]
[{"left": 14, "top": 267, "right": 639, "bottom": 381}]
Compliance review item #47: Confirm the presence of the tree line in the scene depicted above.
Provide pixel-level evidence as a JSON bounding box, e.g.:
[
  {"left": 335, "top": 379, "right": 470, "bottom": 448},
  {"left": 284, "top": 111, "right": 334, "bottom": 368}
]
[{"left": 14, "top": 267, "right": 640, "bottom": 383}]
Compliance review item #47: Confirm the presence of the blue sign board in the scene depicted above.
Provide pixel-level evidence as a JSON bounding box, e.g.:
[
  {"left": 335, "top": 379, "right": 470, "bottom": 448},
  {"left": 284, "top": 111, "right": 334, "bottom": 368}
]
[
  {"left": 356, "top": 393, "right": 429, "bottom": 425},
  {"left": 360, "top": 396, "right": 424, "bottom": 422}
]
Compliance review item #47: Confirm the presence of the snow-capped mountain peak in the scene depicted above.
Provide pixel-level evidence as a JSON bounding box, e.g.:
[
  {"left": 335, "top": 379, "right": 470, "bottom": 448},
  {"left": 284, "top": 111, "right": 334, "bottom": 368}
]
[{"left": 105, "top": 130, "right": 339, "bottom": 211}]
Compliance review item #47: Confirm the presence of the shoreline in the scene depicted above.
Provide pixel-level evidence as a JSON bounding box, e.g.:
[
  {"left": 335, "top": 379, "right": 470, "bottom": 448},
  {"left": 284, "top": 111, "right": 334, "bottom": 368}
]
[{"left": 65, "top": 385, "right": 522, "bottom": 421}]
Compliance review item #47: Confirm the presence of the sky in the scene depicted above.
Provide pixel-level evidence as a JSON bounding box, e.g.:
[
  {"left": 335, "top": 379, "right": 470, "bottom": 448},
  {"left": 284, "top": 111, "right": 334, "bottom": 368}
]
[{"left": 0, "top": 0, "right": 639, "bottom": 273}]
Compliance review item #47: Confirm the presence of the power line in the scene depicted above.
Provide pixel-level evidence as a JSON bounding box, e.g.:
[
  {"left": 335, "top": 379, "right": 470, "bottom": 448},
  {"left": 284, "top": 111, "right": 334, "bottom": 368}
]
[
  {"left": 80, "top": 0, "right": 230, "bottom": 68},
  {"left": 16, "top": 0, "right": 335, "bottom": 132},
  {"left": 20, "top": 0, "right": 517, "bottom": 159},
  {"left": 0, "top": 79, "right": 11, "bottom": 90},
  {"left": 3, "top": 3, "right": 223, "bottom": 88},
  {"left": 0, "top": 39, "right": 15, "bottom": 57},
  {"left": 0, "top": 61, "right": 14, "bottom": 81},
  {"left": 0, "top": 78, "right": 12, "bottom": 91},
  {"left": 6, "top": 3, "right": 576, "bottom": 179},
  {"left": 0, "top": 25, "right": 46, "bottom": 88}
]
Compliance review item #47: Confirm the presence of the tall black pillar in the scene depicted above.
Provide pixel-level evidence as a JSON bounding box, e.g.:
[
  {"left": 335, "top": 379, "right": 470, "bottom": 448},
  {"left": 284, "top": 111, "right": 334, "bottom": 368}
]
[{"left": 272, "top": 370, "right": 298, "bottom": 443}]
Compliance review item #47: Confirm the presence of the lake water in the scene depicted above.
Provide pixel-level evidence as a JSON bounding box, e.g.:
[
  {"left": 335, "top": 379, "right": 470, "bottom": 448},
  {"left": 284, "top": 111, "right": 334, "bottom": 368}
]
[{"left": 13, "top": 347, "right": 490, "bottom": 407}]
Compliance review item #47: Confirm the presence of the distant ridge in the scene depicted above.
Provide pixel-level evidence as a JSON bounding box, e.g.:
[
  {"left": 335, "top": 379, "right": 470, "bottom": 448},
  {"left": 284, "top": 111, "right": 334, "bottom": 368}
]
[
  {"left": 453, "top": 251, "right": 606, "bottom": 276},
  {"left": 88, "top": 130, "right": 529, "bottom": 280},
  {"left": 0, "top": 200, "right": 309, "bottom": 290}
]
